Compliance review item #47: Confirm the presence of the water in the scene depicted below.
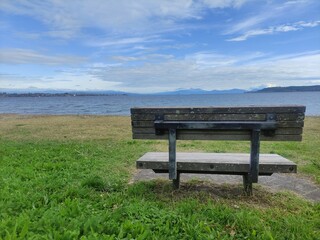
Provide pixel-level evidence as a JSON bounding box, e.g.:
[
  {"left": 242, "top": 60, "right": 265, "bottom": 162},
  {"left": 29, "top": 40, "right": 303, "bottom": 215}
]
[{"left": 1, "top": 92, "right": 319, "bottom": 116}]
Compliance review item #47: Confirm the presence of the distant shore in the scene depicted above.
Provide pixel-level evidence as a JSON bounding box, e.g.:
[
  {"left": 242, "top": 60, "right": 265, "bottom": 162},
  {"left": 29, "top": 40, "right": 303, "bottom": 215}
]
[
  {"left": 251, "top": 85, "right": 320, "bottom": 93},
  {"left": 0, "top": 92, "right": 128, "bottom": 97},
  {"left": 1, "top": 85, "right": 320, "bottom": 97}
]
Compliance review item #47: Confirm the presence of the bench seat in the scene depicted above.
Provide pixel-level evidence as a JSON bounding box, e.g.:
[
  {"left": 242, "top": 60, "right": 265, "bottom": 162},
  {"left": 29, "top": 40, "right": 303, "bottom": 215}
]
[{"left": 137, "top": 152, "right": 297, "bottom": 175}]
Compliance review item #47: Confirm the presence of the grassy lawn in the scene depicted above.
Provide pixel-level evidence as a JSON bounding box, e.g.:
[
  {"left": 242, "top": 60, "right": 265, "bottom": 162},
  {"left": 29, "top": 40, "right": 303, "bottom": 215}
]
[{"left": 0, "top": 115, "right": 319, "bottom": 239}]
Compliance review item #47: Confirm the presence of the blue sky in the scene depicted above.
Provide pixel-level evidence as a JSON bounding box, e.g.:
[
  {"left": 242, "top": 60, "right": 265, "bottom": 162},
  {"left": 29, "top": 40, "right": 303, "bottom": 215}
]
[{"left": 0, "top": 0, "right": 320, "bottom": 93}]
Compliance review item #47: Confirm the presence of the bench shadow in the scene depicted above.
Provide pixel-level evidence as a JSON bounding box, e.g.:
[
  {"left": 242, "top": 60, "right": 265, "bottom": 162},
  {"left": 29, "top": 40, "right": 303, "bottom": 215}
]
[{"left": 133, "top": 179, "right": 286, "bottom": 207}]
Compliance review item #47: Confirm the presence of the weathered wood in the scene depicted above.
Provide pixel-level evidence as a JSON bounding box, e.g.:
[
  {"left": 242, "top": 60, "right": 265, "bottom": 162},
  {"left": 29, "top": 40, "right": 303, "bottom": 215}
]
[
  {"left": 154, "top": 121, "right": 277, "bottom": 130},
  {"left": 131, "top": 105, "right": 305, "bottom": 141},
  {"left": 136, "top": 152, "right": 297, "bottom": 174},
  {"left": 132, "top": 120, "right": 304, "bottom": 128},
  {"left": 164, "top": 114, "right": 266, "bottom": 121},
  {"left": 131, "top": 113, "right": 304, "bottom": 121},
  {"left": 131, "top": 106, "right": 306, "bottom": 114},
  {"left": 132, "top": 133, "right": 302, "bottom": 141},
  {"left": 132, "top": 127, "right": 302, "bottom": 135}
]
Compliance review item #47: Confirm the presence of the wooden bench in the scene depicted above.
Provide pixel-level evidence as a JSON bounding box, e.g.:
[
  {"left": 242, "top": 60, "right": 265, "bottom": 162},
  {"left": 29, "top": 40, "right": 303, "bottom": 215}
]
[{"left": 131, "top": 106, "right": 305, "bottom": 195}]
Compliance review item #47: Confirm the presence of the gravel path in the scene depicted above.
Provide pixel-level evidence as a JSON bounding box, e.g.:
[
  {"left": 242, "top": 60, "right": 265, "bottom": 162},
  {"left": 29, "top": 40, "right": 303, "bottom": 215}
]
[{"left": 133, "top": 170, "right": 320, "bottom": 202}]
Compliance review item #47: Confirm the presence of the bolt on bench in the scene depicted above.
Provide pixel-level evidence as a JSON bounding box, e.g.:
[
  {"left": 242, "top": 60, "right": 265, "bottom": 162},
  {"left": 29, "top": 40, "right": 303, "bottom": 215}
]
[{"left": 131, "top": 106, "right": 306, "bottom": 195}]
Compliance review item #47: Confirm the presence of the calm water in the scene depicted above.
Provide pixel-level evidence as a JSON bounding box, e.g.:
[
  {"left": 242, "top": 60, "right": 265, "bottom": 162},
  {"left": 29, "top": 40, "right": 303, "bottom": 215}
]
[{"left": 0, "top": 92, "right": 319, "bottom": 116}]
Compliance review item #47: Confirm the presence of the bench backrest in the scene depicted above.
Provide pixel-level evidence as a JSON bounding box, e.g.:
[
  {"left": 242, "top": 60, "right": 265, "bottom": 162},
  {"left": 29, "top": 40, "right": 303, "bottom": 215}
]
[{"left": 131, "top": 106, "right": 305, "bottom": 141}]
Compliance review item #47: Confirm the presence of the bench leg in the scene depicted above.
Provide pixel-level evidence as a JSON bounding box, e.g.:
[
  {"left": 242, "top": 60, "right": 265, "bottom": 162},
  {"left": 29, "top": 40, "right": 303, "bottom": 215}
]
[
  {"left": 243, "top": 174, "right": 253, "bottom": 196},
  {"left": 168, "top": 128, "right": 177, "bottom": 180},
  {"left": 250, "top": 129, "right": 261, "bottom": 183},
  {"left": 172, "top": 172, "right": 180, "bottom": 189},
  {"left": 243, "top": 129, "right": 260, "bottom": 196}
]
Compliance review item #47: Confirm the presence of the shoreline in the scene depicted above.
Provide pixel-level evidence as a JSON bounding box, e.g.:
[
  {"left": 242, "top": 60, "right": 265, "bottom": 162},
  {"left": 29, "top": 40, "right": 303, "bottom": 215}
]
[
  {"left": 1, "top": 113, "right": 320, "bottom": 117},
  {"left": 1, "top": 92, "right": 320, "bottom": 116}
]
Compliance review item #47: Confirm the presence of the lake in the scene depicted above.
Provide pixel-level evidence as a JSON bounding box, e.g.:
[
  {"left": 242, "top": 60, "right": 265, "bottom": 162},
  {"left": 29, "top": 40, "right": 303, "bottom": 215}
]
[{"left": 1, "top": 92, "right": 320, "bottom": 116}]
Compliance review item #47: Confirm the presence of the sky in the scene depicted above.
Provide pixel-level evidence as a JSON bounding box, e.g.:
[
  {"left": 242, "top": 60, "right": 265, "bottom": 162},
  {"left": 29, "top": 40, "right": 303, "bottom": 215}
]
[{"left": 0, "top": 0, "right": 320, "bottom": 93}]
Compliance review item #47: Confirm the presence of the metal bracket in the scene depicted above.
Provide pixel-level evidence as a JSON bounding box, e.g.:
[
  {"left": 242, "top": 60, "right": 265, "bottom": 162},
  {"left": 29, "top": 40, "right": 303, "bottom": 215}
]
[
  {"left": 155, "top": 114, "right": 164, "bottom": 135},
  {"left": 266, "top": 113, "right": 276, "bottom": 121},
  {"left": 155, "top": 114, "right": 164, "bottom": 121},
  {"left": 263, "top": 113, "right": 277, "bottom": 137}
]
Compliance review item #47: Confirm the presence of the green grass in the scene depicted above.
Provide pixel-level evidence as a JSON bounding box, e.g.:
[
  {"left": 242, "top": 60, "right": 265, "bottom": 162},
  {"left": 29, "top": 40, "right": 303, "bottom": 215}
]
[{"left": 0, "top": 115, "right": 319, "bottom": 239}]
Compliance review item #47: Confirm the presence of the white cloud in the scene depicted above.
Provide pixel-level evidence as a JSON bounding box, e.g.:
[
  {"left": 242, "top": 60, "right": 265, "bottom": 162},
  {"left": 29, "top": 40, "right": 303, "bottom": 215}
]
[
  {"left": 2, "top": 51, "right": 319, "bottom": 92},
  {"left": 112, "top": 54, "right": 174, "bottom": 62},
  {"left": 227, "top": 29, "right": 272, "bottom": 41},
  {"left": 225, "top": 0, "right": 315, "bottom": 35},
  {"left": 0, "top": 0, "right": 250, "bottom": 39},
  {"left": 0, "top": 48, "right": 86, "bottom": 65},
  {"left": 225, "top": 11, "right": 276, "bottom": 35},
  {"left": 200, "top": 0, "right": 249, "bottom": 8},
  {"left": 185, "top": 52, "right": 237, "bottom": 68},
  {"left": 298, "top": 21, "right": 320, "bottom": 27},
  {"left": 0, "top": 70, "right": 121, "bottom": 91},
  {"left": 87, "top": 36, "right": 171, "bottom": 48},
  {"left": 81, "top": 51, "right": 320, "bottom": 93},
  {"left": 227, "top": 20, "right": 320, "bottom": 41},
  {"left": 90, "top": 37, "right": 153, "bottom": 47},
  {"left": 284, "top": 0, "right": 310, "bottom": 5}
]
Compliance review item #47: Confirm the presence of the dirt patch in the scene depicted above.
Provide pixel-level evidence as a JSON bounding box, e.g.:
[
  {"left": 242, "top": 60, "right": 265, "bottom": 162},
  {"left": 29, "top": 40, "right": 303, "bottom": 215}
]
[{"left": 132, "top": 169, "right": 320, "bottom": 202}]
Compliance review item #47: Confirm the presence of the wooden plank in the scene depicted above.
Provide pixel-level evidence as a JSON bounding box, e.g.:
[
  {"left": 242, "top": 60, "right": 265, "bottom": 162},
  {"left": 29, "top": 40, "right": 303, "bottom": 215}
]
[
  {"left": 165, "top": 114, "right": 266, "bottom": 121},
  {"left": 132, "top": 133, "right": 302, "bottom": 141},
  {"left": 136, "top": 152, "right": 297, "bottom": 174},
  {"left": 132, "top": 113, "right": 266, "bottom": 121},
  {"left": 276, "top": 113, "right": 305, "bottom": 121},
  {"left": 131, "top": 106, "right": 306, "bottom": 114},
  {"left": 154, "top": 120, "right": 277, "bottom": 130},
  {"left": 131, "top": 114, "right": 158, "bottom": 121},
  {"left": 131, "top": 121, "right": 155, "bottom": 128},
  {"left": 131, "top": 120, "right": 304, "bottom": 128},
  {"left": 132, "top": 127, "right": 303, "bottom": 135},
  {"left": 131, "top": 113, "right": 304, "bottom": 121}
]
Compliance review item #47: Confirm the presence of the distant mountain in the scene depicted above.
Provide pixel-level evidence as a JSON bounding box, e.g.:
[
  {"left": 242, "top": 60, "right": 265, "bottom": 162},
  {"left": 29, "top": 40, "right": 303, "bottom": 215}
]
[
  {"left": 153, "top": 88, "right": 246, "bottom": 95},
  {"left": 0, "top": 88, "right": 128, "bottom": 95},
  {"left": 4, "top": 85, "right": 319, "bottom": 96},
  {"left": 251, "top": 85, "right": 320, "bottom": 93},
  {"left": 0, "top": 89, "right": 128, "bottom": 97},
  {"left": 0, "top": 88, "right": 247, "bottom": 96}
]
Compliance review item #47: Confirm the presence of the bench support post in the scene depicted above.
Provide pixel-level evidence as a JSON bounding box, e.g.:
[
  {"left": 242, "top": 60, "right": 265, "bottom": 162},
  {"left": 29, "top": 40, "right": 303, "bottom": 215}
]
[
  {"left": 243, "top": 129, "right": 260, "bottom": 195},
  {"left": 250, "top": 129, "right": 261, "bottom": 183},
  {"left": 168, "top": 128, "right": 177, "bottom": 181},
  {"left": 243, "top": 174, "right": 252, "bottom": 196},
  {"left": 173, "top": 172, "right": 180, "bottom": 189}
]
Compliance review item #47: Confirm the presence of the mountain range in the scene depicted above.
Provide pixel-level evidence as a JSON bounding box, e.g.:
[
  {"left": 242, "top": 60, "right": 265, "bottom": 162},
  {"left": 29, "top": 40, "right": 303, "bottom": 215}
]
[
  {"left": 251, "top": 85, "right": 320, "bottom": 93},
  {"left": 1, "top": 85, "right": 319, "bottom": 96}
]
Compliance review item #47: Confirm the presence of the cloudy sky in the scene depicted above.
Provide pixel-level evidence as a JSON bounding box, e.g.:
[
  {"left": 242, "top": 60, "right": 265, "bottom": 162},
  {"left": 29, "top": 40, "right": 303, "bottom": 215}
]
[{"left": 0, "top": 0, "right": 320, "bottom": 93}]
